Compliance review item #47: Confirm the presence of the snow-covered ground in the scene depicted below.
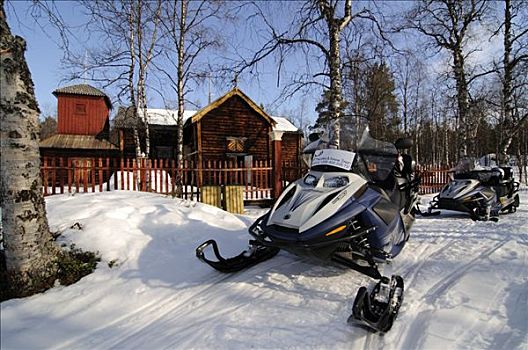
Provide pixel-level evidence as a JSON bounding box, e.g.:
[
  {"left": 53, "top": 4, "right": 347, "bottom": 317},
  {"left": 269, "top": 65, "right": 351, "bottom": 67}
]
[{"left": 1, "top": 190, "right": 527, "bottom": 349}]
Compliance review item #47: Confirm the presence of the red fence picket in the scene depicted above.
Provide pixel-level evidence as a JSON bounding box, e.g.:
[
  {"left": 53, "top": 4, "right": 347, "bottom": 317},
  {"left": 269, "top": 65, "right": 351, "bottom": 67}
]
[
  {"left": 417, "top": 166, "right": 452, "bottom": 194},
  {"left": 41, "top": 157, "right": 455, "bottom": 200},
  {"left": 40, "top": 156, "right": 276, "bottom": 201}
]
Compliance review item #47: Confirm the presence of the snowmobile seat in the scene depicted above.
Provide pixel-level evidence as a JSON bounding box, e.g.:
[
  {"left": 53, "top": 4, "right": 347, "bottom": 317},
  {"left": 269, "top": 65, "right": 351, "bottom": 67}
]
[{"left": 454, "top": 169, "right": 502, "bottom": 186}]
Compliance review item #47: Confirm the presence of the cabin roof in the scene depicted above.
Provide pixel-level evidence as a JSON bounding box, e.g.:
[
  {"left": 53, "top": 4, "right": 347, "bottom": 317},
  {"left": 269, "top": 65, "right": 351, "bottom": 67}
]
[
  {"left": 114, "top": 107, "right": 301, "bottom": 133},
  {"left": 53, "top": 84, "right": 112, "bottom": 109},
  {"left": 40, "top": 134, "right": 118, "bottom": 150},
  {"left": 114, "top": 106, "right": 198, "bottom": 128},
  {"left": 189, "top": 87, "right": 275, "bottom": 126},
  {"left": 114, "top": 88, "right": 302, "bottom": 134},
  {"left": 139, "top": 108, "right": 198, "bottom": 126}
]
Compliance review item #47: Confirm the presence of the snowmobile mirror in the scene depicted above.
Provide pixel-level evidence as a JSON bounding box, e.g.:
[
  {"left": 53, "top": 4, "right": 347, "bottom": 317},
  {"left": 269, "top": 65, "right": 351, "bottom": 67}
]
[
  {"left": 394, "top": 138, "right": 413, "bottom": 150},
  {"left": 308, "top": 132, "right": 320, "bottom": 142}
]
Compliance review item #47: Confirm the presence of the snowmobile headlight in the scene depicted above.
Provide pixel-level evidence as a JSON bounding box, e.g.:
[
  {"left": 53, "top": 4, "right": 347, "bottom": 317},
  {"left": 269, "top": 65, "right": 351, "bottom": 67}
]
[
  {"left": 323, "top": 176, "right": 349, "bottom": 188},
  {"left": 304, "top": 174, "right": 318, "bottom": 186}
]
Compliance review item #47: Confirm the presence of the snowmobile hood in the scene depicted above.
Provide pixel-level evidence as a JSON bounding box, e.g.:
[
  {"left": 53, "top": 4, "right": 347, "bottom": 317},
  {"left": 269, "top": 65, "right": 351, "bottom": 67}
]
[
  {"left": 266, "top": 171, "right": 367, "bottom": 233},
  {"left": 440, "top": 179, "right": 480, "bottom": 200}
]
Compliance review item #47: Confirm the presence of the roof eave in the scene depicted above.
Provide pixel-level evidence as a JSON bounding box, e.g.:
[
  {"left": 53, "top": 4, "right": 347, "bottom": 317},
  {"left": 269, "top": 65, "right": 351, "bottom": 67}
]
[{"left": 190, "top": 88, "right": 276, "bottom": 126}]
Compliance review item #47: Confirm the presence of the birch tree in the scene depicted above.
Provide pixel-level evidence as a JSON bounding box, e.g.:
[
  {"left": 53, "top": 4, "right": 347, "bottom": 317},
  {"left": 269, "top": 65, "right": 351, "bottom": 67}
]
[
  {"left": 496, "top": 0, "right": 528, "bottom": 162},
  {"left": 405, "top": 0, "right": 490, "bottom": 158},
  {"left": 239, "top": 0, "right": 378, "bottom": 149},
  {"left": 157, "top": 0, "right": 222, "bottom": 196},
  {"left": 67, "top": 0, "right": 162, "bottom": 159},
  {"left": 0, "top": 0, "right": 58, "bottom": 296}
]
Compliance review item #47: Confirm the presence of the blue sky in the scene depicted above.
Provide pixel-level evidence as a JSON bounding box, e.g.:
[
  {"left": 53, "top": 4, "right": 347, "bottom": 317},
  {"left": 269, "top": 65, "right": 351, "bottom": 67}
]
[
  {"left": 5, "top": 0, "right": 503, "bottom": 130},
  {"left": 5, "top": 0, "right": 321, "bottom": 126}
]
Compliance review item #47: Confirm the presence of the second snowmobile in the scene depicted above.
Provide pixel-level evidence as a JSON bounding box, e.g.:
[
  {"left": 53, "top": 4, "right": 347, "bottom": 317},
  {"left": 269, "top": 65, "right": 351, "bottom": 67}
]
[
  {"left": 196, "top": 127, "right": 420, "bottom": 332},
  {"left": 427, "top": 158, "right": 520, "bottom": 221}
]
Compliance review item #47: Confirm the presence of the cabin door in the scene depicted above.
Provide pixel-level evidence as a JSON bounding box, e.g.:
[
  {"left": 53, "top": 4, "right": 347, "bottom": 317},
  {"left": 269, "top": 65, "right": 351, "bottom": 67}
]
[
  {"left": 244, "top": 155, "right": 253, "bottom": 184},
  {"left": 72, "top": 158, "right": 92, "bottom": 185}
]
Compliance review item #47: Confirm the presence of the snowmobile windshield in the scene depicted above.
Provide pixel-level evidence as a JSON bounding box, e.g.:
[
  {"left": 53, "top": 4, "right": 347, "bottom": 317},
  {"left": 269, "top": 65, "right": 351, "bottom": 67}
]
[
  {"left": 452, "top": 157, "right": 480, "bottom": 173},
  {"left": 355, "top": 128, "right": 398, "bottom": 183},
  {"left": 310, "top": 149, "right": 356, "bottom": 172},
  {"left": 452, "top": 157, "right": 496, "bottom": 174},
  {"left": 452, "top": 157, "right": 504, "bottom": 184}
]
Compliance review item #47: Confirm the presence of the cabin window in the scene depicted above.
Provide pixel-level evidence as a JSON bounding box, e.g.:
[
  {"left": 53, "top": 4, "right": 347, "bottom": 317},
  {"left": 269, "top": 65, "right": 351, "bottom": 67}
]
[
  {"left": 226, "top": 137, "right": 247, "bottom": 153},
  {"left": 75, "top": 103, "right": 87, "bottom": 115}
]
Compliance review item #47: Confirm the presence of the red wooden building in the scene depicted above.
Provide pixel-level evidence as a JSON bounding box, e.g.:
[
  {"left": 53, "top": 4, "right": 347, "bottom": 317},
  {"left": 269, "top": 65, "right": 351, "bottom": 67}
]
[{"left": 40, "top": 84, "right": 119, "bottom": 183}]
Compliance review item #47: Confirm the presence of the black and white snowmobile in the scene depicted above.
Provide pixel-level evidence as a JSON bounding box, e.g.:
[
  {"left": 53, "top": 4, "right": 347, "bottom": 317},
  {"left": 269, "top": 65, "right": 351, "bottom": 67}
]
[
  {"left": 427, "top": 158, "right": 520, "bottom": 221},
  {"left": 196, "top": 127, "right": 420, "bottom": 332}
]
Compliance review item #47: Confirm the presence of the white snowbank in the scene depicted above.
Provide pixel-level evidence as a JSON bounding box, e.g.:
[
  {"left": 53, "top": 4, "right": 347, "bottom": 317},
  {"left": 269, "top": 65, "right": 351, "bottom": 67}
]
[{"left": 1, "top": 191, "right": 527, "bottom": 349}]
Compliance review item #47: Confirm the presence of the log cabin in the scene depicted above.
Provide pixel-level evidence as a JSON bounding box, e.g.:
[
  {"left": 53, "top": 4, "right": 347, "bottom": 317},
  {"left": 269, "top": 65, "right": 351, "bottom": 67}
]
[{"left": 114, "top": 88, "right": 304, "bottom": 166}]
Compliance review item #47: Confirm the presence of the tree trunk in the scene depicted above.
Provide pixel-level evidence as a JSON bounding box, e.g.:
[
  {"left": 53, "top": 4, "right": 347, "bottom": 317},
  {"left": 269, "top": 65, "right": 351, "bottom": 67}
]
[
  {"left": 327, "top": 25, "right": 342, "bottom": 149},
  {"left": 0, "top": 1, "right": 57, "bottom": 295},
  {"left": 452, "top": 48, "right": 470, "bottom": 158},
  {"left": 499, "top": 0, "right": 515, "bottom": 164},
  {"left": 175, "top": 0, "right": 187, "bottom": 198}
]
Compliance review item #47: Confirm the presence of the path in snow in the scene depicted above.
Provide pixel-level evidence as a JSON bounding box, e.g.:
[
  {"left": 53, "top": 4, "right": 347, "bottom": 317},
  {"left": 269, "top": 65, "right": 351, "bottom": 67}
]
[{"left": 1, "top": 191, "right": 527, "bottom": 350}]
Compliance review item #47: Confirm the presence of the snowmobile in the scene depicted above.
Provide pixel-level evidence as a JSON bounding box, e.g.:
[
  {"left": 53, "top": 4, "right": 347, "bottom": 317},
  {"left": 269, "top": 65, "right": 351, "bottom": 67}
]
[
  {"left": 196, "top": 127, "right": 419, "bottom": 332},
  {"left": 426, "top": 158, "right": 520, "bottom": 221}
]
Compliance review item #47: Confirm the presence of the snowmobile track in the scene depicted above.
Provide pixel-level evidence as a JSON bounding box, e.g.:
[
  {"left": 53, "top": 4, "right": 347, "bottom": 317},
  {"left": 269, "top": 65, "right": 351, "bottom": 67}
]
[
  {"left": 54, "top": 272, "right": 236, "bottom": 350},
  {"left": 421, "top": 239, "right": 509, "bottom": 303}
]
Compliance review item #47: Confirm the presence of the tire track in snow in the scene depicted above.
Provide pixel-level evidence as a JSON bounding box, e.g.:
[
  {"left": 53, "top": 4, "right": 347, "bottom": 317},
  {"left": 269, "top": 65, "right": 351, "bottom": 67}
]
[
  {"left": 54, "top": 272, "right": 236, "bottom": 350},
  {"left": 372, "top": 238, "right": 455, "bottom": 350},
  {"left": 396, "top": 239, "right": 510, "bottom": 350},
  {"left": 421, "top": 239, "right": 508, "bottom": 303},
  {"left": 108, "top": 296, "right": 248, "bottom": 349},
  {"left": 66, "top": 256, "right": 302, "bottom": 349},
  {"left": 392, "top": 215, "right": 508, "bottom": 350},
  {"left": 356, "top": 225, "right": 456, "bottom": 350},
  {"left": 401, "top": 239, "right": 456, "bottom": 287},
  {"left": 90, "top": 272, "right": 244, "bottom": 350}
]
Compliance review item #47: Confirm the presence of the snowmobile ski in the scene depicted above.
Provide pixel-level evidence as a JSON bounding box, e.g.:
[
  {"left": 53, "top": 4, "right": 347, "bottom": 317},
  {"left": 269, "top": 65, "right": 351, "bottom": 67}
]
[
  {"left": 348, "top": 275, "right": 404, "bottom": 333},
  {"left": 196, "top": 239, "right": 280, "bottom": 273},
  {"left": 416, "top": 203, "right": 440, "bottom": 217}
]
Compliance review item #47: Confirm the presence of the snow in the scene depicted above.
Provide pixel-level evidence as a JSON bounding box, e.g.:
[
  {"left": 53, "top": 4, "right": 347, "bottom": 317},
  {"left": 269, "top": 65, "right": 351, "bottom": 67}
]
[
  {"left": 137, "top": 108, "right": 300, "bottom": 133},
  {"left": 271, "top": 116, "right": 300, "bottom": 132},
  {"left": 1, "top": 190, "right": 527, "bottom": 349},
  {"left": 139, "top": 108, "right": 197, "bottom": 126}
]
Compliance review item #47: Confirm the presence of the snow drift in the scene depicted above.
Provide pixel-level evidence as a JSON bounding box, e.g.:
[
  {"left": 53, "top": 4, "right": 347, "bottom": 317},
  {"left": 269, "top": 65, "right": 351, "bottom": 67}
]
[{"left": 1, "top": 191, "right": 527, "bottom": 349}]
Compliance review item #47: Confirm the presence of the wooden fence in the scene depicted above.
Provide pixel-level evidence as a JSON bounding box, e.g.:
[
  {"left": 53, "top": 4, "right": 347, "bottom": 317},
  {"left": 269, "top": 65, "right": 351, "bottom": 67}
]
[
  {"left": 40, "top": 157, "right": 453, "bottom": 200},
  {"left": 417, "top": 166, "right": 452, "bottom": 194},
  {"left": 41, "top": 157, "right": 275, "bottom": 201}
]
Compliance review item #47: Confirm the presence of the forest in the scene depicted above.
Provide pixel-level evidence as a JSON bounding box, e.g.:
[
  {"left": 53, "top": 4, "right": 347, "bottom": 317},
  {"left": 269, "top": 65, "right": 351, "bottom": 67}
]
[{"left": 26, "top": 0, "right": 526, "bottom": 172}]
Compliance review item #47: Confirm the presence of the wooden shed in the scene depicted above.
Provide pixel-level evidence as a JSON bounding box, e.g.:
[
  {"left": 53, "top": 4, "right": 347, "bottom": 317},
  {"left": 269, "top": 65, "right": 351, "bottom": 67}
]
[
  {"left": 53, "top": 84, "right": 113, "bottom": 135},
  {"left": 40, "top": 84, "right": 119, "bottom": 184}
]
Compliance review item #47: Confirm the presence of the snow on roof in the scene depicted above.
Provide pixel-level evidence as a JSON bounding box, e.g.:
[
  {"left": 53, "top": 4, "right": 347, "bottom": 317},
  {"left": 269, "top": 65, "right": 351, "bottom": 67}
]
[
  {"left": 135, "top": 109, "right": 300, "bottom": 134},
  {"left": 139, "top": 109, "right": 197, "bottom": 126},
  {"left": 271, "top": 116, "right": 299, "bottom": 133}
]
